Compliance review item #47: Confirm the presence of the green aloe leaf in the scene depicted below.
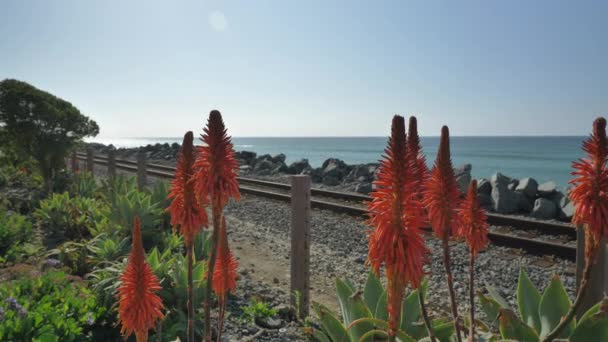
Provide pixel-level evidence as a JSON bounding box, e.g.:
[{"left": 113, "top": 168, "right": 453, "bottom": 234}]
[
  {"left": 395, "top": 330, "right": 417, "bottom": 342},
  {"left": 346, "top": 292, "right": 374, "bottom": 341},
  {"left": 336, "top": 278, "right": 356, "bottom": 324},
  {"left": 432, "top": 318, "right": 456, "bottom": 342},
  {"left": 375, "top": 290, "right": 388, "bottom": 321},
  {"left": 517, "top": 268, "right": 542, "bottom": 332},
  {"left": 363, "top": 271, "right": 383, "bottom": 313},
  {"left": 498, "top": 308, "right": 539, "bottom": 342},
  {"left": 569, "top": 299, "right": 608, "bottom": 342},
  {"left": 358, "top": 329, "right": 388, "bottom": 341},
  {"left": 312, "top": 329, "right": 332, "bottom": 342},
  {"left": 400, "top": 280, "right": 428, "bottom": 340},
  {"left": 538, "top": 275, "right": 574, "bottom": 339},
  {"left": 336, "top": 278, "right": 374, "bottom": 340},
  {"left": 487, "top": 286, "right": 510, "bottom": 309},
  {"left": 478, "top": 292, "right": 502, "bottom": 329},
  {"left": 313, "top": 302, "right": 351, "bottom": 342}
]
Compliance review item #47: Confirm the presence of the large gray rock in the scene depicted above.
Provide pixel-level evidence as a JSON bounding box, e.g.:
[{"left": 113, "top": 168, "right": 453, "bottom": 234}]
[
  {"left": 477, "top": 178, "right": 492, "bottom": 195},
  {"left": 322, "top": 158, "right": 349, "bottom": 179},
  {"left": 514, "top": 192, "right": 533, "bottom": 213},
  {"left": 478, "top": 192, "right": 493, "bottom": 209},
  {"left": 271, "top": 162, "right": 288, "bottom": 174},
  {"left": 548, "top": 191, "right": 565, "bottom": 208},
  {"left": 515, "top": 177, "right": 538, "bottom": 198},
  {"left": 491, "top": 172, "right": 512, "bottom": 188},
  {"left": 235, "top": 151, "right": 257, "bottom": 165},
  {"left": 537, "top": 181, "right": 557, "bottom": 197},
  {"left": 454, "top": 164, "right": 472, "bottom": 194},
  {"left": 287, "top": 159, "right": 311, "bottom": 175},
  {"left": 559, "top": 200, "right": 574, "bottom": 221},
  {"left": 354, "top": 182, "right": 373, "bottom": 194},
  {"left": 322, "top": 175, "right": 341, "bottom": 186},
  {"left": 530, "top": 198, "right": 557, "bottom": 219},
  {"left": 508, "top": 179, "right": 520, "bottom": 191},
  {"left": 491, "top": 183, "right": 519, "bottom": 214},
  {"left": 253, "top": 159, "right": 274, "bottom": 172},
  {"left": 271, "top": 153, "right": 286, "bottom": 164},
  {"left": 345, "top": 164, "right": 371, "bottom": 182}
]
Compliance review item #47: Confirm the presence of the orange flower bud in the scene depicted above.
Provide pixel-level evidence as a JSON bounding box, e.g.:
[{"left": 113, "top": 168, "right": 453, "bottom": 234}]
[
  {"left": 168, "top": 131, "right": 208, "bottom": 246},
  {"left": 117, "top": 217, "right": 164, "bottom": 341}
]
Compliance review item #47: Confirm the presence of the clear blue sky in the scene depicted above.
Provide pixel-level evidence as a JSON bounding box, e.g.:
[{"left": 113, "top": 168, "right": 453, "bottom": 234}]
[{"left": 1, "top": 0, "right": 606, "bottom": 137}]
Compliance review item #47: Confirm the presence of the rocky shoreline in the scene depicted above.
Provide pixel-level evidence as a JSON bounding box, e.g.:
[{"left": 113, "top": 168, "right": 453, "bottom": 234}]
[{"left": 86, "top": 142, "right": 573, "bottom": 222}]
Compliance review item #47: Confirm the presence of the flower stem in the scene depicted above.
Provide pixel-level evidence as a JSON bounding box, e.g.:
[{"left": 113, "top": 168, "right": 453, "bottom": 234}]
[
  {"left": 442, "top": 236, "right": 463, "bottom": 342},
  {"left": 468, "top": 251, "right": 475, "bottom": 342},
  {"left": 418, "top": 289, "right": 437, "bottom": 342},
  {"left": 204, "top": 205, "right": 222, "bottom": 342},
  {"left": 187, "top": 243, "right": 194, "bottom": 342}
]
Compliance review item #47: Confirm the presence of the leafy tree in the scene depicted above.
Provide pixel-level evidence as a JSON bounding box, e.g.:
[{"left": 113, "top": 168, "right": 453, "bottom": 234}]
[{"left": 0, "top": 79, "right": 99, "bottom": 191}]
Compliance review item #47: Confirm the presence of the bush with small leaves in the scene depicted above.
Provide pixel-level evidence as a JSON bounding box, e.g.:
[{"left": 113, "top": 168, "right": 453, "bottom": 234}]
[
  {"left": 34, "top": 192, "right": 110, "bottom": 241},
  {"left": 0, "top": 270, "right": 105, "bottom": 341}
]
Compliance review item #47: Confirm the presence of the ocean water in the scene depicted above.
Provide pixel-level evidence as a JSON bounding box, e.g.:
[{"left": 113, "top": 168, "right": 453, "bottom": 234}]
[{"left": 88, "top": 136, "right": 587, "bottom": 189}]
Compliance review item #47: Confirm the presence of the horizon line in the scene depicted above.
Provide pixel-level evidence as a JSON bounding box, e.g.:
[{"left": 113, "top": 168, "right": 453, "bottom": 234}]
[{"left": 90, "top": 134, "right": 588, "bottom": 139}]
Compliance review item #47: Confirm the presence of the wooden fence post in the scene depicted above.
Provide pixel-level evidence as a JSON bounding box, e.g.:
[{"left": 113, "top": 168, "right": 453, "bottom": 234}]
[
  {"left": 290, "top": 175, "right": 311, "bottom": 318},
  {"left": 71, "top": 151, "right": 79, "bottom": 173},
  {"left": 137, "top": 151, "right": 147, "bottom": 191},
  {"left": 576, "top": 228, "right": 608, "bottom": 317},
  {"left": 107, "top": 148, "right": 116, "bottom": 181},
  {"left": 86, "top": 148, "right": 94, "bottom": 173}
]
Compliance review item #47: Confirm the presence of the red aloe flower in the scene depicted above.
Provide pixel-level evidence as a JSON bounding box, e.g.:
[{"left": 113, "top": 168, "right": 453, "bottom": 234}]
[
  {"left": 457, "top": 180, "right": 489, "bottom": 256},
  {"left": 407, "top": 116, "right": 429, "bottom": 192},
  {"left": 195, "top": 110, "right": 240, "bottom": 342},
  {"left": 117, "top": 217, "right": 164, "bottom": 341},
  {"left": 212, "top": 217, "right": 238, "bottom": 301},
  {"left": 423, "top": 126, "right": 461, "bottom": 239},
  {"left": 194, "top": 110, "right": 240, "bottom": 209},
  {"left": 168, "top": 131, "right": 208, "bottom": 246},
  {"left": 368, "top": 115, "right": 427, "bottom": 336},
  {"left": 569, "top": 117, "right": 608, "bottom": 257}
]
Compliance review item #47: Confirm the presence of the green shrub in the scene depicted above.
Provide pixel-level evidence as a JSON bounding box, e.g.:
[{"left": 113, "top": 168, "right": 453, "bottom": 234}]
[
  {"left": 34, "top": 192, "right": 109, "bottom": 241},
  {"left": 241, "top": 298, "right": 278, "bottom": 323},
  {"left": 102, "top": 176, "right": 165, "bottom": 247},
  {"left": 0, "top": 270, "right": 105, "bottom": 341},
  {"left": 69, "top": 171, "right": 98, "bottom": 198},
  {"left": 0, "top": 212, "right": 38, "bottom": 263}
]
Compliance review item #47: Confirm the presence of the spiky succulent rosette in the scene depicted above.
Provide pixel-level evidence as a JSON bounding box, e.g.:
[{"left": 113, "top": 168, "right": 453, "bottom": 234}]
[
  {"left": 168, "top": 131, "right": 208, "bottom": 246},
  {"left": 367, "top": 115, "right": 428, "bottom": 336},
  {"left": 569, "top": 117, "right": 608, "bottom": 258},
  {"left": 194, "top": 110, "right": 240, "bottom": 208},
  {"left": 457, "top": 180, "right": 489, "bottom": 256},
  {"left": 423, "top": 126, "right": 461, "bottom": 239},
  {"left": 117, "top": 217, "right": 164, "bottom": 341},
  {"left": 407, "top": 116, "right": 429, "bottom": 192},
  {"left": 212, "top": 218, "right": 238, "bottom": 301}
]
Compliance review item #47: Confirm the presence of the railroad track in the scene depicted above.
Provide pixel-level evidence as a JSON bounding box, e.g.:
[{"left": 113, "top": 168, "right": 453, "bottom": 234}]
[{"left": 75, "top": 152, "right": 577, "bottom": 261}]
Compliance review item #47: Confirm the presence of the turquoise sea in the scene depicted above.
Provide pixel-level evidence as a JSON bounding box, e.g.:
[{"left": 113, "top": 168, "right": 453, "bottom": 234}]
[{"left": 88, "top": 136, "right": 588, "bottom": 190}]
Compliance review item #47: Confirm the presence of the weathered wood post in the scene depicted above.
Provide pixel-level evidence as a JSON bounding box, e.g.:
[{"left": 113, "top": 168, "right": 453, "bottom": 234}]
[
  {"left": 71, "top": 151, "right": 79, "bottom": 173},
  {"left": 137, "top": 150, "right": 147, "bottom": 191},
  {"left": 86, "top": 148, "right": 94, "bottom": 173},
  {"left": 576, "top": 228, "right": 608, "bottom": 317},
  {"left": 290, "top": 175, "right": 311, "bottom": 318},
  {"left": 107, "top": 148, "right": 116, "bottom": 181}
]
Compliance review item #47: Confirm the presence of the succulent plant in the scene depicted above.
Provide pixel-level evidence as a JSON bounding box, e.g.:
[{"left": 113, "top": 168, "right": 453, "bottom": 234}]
[
  {"left": 477, "top": 268, "right": 608, "bottom": 341},
  {"left": 310, "top": 272, "right": 455, "bottom": 342}
]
